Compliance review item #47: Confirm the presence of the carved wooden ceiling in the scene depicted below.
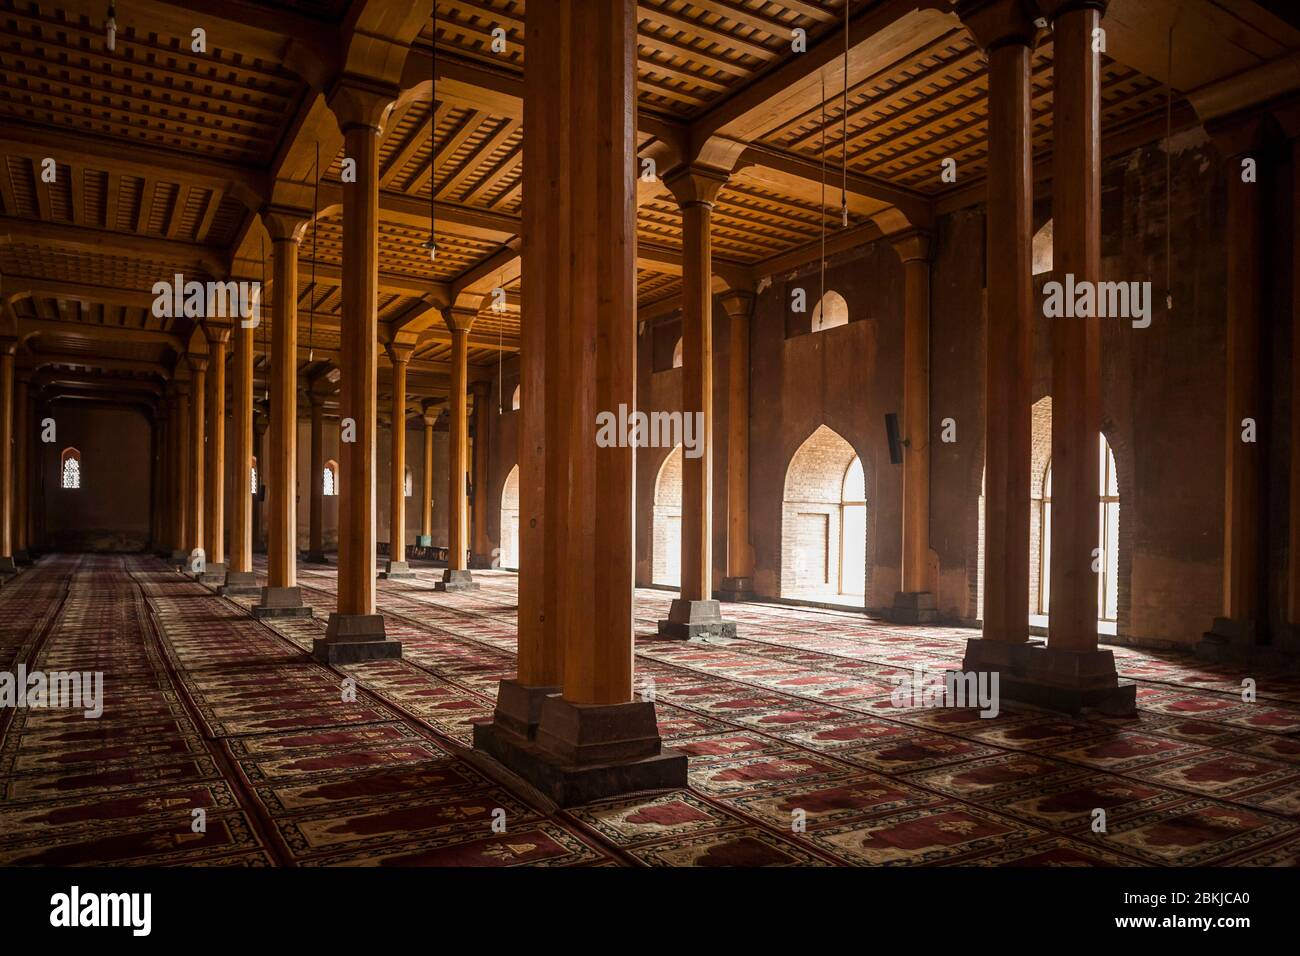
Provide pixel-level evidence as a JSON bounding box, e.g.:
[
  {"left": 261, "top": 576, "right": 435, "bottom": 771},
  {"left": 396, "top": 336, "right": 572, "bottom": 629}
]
[{"left": 1, "top": 0, "right": 1290, "bottom": 414}]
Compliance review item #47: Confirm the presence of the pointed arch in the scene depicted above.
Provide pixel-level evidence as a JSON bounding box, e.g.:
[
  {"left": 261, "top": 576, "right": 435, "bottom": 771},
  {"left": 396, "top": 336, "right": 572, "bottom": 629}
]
[
  {"left": 781, "top": 425, "right": 866, "bottom": 603},
  {"left": 323, "top": 459, "right": 339, "bottom": 497},
  {"left": 60, "top": 447, "right": 81, "bottom": 490},
  {"left": 652, "top": 445, "right": 683, "bottom": 587},
  {"left": 811, "top": 290, "right": 849, "bottom": 332},
  {"left": 500, "top": 464, "right": 520, "bottom": 570},
  {"left": 671, "top": 337, "right": 683, "bottom": 369}
]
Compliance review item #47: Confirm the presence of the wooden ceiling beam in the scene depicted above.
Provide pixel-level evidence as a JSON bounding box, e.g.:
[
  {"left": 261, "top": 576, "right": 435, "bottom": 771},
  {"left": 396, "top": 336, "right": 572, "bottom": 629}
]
[
  {"left": 0, "top": 216, "right": 225, "bottom": 275},
  {"left": 0, "top": 120, "right": 262, "bottom": 208}
]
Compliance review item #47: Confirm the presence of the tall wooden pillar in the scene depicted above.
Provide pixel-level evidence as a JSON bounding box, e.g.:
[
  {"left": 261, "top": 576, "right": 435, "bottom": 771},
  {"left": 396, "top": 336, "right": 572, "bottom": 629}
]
[
  {"left": 224, "top": 306, "right": 256, "bottom": 593},
  {"left": 171, "top": 382, "right": 191, "bottom": 564},
  {"left": 256, "top": 209, "right": 311, "bottom": 616},
  {"left": 890, "top": 231, "right": 938, "bottom": 623},
  {"left": 306, "top": 392, "right": 327, "bottom": 563},
  {"left": 1289, "top": 136, "right": 1300, "bottom": 649},
  {"left": 0, "top": 338, "right": 15, "bottom": 574},
  {"left": 157, "top": 402, "right": 171, "bottom": 555},
  {"left": 658, "top": 166, "right": 736, "bottom": 639},
  {"left": 436, "top": 309, "right": 479, "bottom": 591},
  {"left": 187, "top": 355, "right": 207, "bottom": 560},
  {"left": 381, "top": 343, "right": 415, "bottom": 578},
  {"left": 958, "top": 0, "right": 1036, "bottom": 652},
  {"left": 419, "top": 409, "right": 435, "bottom": 547},
  {"left": 1202, "top": 114, "right": 1268, "bottom": 653},
  {"left": 473, "top": 0, "right": 685, "bottom": 806},
  {"left": 253, "top": 412, "right": 268, "bottom": 553},
  {"left": 1046, "top": 0, "right": 1105, "bottom": 653},
  {"left": 203, "top": 325, "right": 230, "bottom": 580},
  {"left": 316, "top": 79, "right": 403, "bottom": 660},
  {"left": 150, "top": 414, "right": 162, "bottom": 552},
  {"left": 471, "top": 381, "right": 492, "bottom": 566},
  {"left": 13, "top": 373, "right": 30, "bottom": 561},
  {"left": 719, "top": 289, "right": 755, "bottom": 601}
]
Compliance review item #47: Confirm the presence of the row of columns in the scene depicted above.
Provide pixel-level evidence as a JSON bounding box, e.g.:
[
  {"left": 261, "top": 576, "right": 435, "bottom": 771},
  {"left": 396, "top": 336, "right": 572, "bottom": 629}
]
[{"left": 958, "top": 0, "right": 1134, "bottom": 713}]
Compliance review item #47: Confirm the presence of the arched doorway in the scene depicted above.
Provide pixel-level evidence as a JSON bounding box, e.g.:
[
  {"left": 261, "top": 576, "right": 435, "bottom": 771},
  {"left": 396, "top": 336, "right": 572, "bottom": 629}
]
[
  {"left": 781, "top": 425, "right": 866, "bottom": 604},
  {"left": 500, "top": 464, "right": 519, "bottom": 570},
  {"left": 652, "top": 445, "right": 682, "bottom": 587}
]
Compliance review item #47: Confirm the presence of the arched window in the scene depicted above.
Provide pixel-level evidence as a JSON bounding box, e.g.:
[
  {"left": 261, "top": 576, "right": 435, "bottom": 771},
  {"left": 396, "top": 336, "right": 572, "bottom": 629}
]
[
  {"left": 811, "top": 290, "right": 849, "bottom": 332},
  {"left": 250, "top": 457, "right": 258, "bottom": 495},
  {"left": 61, "top": 447, "right": 81, "bottom": 489},
  {"left": 510, "top": 385, "right": 521, "bottom": 411},
  {"left": 671, "top": 337, "right": 683, "bottom": 369},
  {"left": 323, "top": 460, "right": 338, "bottom": 497},
  {"left": 781, "top": 425, "right": 865, "bottom": 604},
  {"left": 1036, "top": 436, "right": 1120, "bottom": 622},
  {"left": 404, "top": 466, "right": 413, "bottom": 497},
  {"left": 500, "top": 464, "right": 520, "bottom": 570},
  {"left": 652, "top": 446, "right": 683, "bottom": 587}
]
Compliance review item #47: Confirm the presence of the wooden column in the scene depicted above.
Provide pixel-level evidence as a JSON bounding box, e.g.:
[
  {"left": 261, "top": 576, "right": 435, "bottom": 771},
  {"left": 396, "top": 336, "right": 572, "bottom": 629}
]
[
  {"left": 226, "top": 305, "right": 255, "bottom": 589},
  {"left": 719, "top": 289, "right": 755, "bottom": 600},
  {"left": 150, "top": 414, "right": 162, "bottom": 552},
  {"left": 959, "top": 0, "right": 1037, "bottom": 648},
  {"left": 14, "top": 373, "right": 29, "bottom": 560},
  {"left": 187, "top": 355, "right": 208, "bottom": 558},
  {"left": 306, "top": 392, "right": 327, "bottom": 563},
  {"left": 436, "top": 309, "right": 478, "bottom": 591},
  {"left": 157, "top": 402, "right": 171, "bottom": 555},
  {"left": 172, "top": 382, "right": 191, "bottom": 562},
  {"left": 471, "top": 380, "right": 491, "bottom": 565},
  {"left": 382, "top": 343, "right": 414, "bottom": 577},
  {"left": 1203, "top": 115, "right": 1268, "bottom": 648},
  {"left": 253, "top": 412, "right": 268, "bottom": 552},
  {"left": 317, "top": 79, "right": 402, "bottom": 658},
  {"left": 0, "top": 338, "right": 15, "bottom": 572},
  {"left": 203, "top": 326, "right": 230, "bottom": 576},
  {"left": 658, "top": 165, "right": 736, "bottom": 639},
  {"left": 1289, "top": 136, "right": 1300, "bottom": 642},
  {"left": 891, "top": 231, "right": 937, "bottom": 622},
  {"left": 420, "top": 409, "right": 435, "bottom": 546},
  {"left": 473, "top": 0, "right": 685, "bottom": 805},
  {"left": 257, "top": 210, "right": 311, "bottom": 615},
  {"left": 1046, "top": 0, "right": 1104, "bottom": 652}
]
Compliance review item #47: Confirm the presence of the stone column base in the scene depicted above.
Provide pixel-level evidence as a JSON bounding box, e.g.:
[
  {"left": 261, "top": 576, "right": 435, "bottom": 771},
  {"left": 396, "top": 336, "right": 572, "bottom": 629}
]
[
  {"left": 415, "top": 534, "right": 432, "bottom": 548},
  {"left": 198, "top": 563, "right": 227, "bottom": 587},
  {"left": 478, "top": 679, "right": 562, "bottom": 742},
  {"left": 379, "top": 560, "right": 416, "bottom": 580},
  {"left": 474, "top": 695, "right": 686, "bottom": 807},
  {"left": 168, "top": 550, "right": 188, "bottom": 569},
  {"left": 719, "top": 576, "right": 754, "bottom": 602},
  {"left": 1197, "top": 617, "right": 1258, "bottom": 662},
  {"left": 0, "top": 556, "right": 18, "bottom": 575},
  {"left": 13, "top": 551, "right": 31, "bottom": 566},
  {"left": 887, "top": 591, "right": 939, "bottom": 624},
  {"left": 435, "top": 569, "right": 480, "bottom": 592},
  {"left": 962, "top": 637, "right": 1136, "bottom": 716},
  {"left": 303, "top": 550, "right": 330, "bottom": 564},
  {"left": 312, "top": 613, "right": 403, "bottom": 663},
  {"left": 657, "top": 599, "right": 737, "bottom": 640},
  {"left": 220, "top": 570, "right": 261, "bottom": 596},
  {"left": 253, "top": 586, "right": 313, "bottom": 619}
]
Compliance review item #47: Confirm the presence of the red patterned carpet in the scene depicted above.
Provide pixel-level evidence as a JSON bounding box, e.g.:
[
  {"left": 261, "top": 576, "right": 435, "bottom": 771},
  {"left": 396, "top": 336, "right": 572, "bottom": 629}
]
[{"left": 2, "top": 553, "right": 1298, "bottom": 866}]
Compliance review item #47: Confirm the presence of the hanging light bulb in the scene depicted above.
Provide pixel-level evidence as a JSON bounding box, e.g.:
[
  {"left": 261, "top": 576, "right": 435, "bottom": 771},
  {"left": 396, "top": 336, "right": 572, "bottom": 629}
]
[
  {"left": 106, "top": 2, "right": 117, "bottom": 52},
  {"left": 424, "top": 237, "right": 437, "bottom": 262},
  {"left": 841, "top": 197, "right": 849, "bottom": 228}
]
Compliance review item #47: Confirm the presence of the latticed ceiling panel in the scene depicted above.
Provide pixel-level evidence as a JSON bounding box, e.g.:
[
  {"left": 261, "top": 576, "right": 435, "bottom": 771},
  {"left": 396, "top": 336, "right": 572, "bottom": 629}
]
[
  {"left": 435, "top": 0, "right": 848, "bottom": 117},
  {"left": 0, "top": 2, "right": 306, "bottom": 164}
]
